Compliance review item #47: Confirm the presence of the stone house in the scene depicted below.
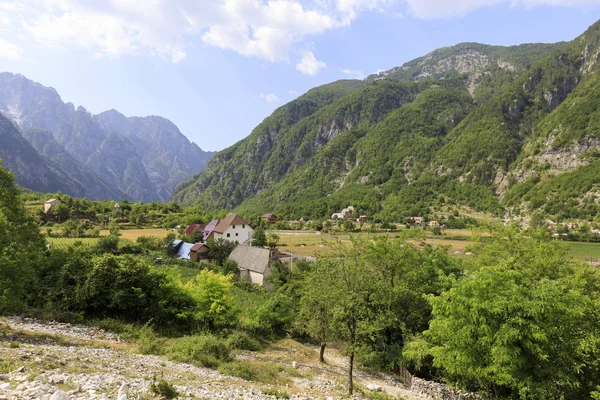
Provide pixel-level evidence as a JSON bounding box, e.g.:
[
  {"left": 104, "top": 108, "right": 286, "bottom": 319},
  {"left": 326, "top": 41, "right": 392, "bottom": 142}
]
[
  {"left": 229, "top": 245, "right": 272, "bottom": 287},
  {"left": 43, "top": 199, "right": 61, "bottom": 214}
]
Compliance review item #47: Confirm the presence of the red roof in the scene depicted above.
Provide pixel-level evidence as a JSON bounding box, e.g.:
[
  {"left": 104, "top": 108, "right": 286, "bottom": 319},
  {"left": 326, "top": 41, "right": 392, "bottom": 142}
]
[
  {"left": 213, "top": 214, "right": 250, "bottom": 233},
  {"left": 190, "top": 243, "right": 208, "bottom": 252},
  {"left": 184, "top": 224, "right": 205, "bottom": 236}
]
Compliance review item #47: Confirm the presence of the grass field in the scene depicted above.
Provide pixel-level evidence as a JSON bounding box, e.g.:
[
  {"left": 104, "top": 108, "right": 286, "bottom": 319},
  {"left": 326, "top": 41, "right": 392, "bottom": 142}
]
[
  {"left": 47, "top": 237, "right": 100, "bottom": 249},
  {"left": 566, "top": 242, "right": 600, "bottom": 258},
  {"left": 100, "top": 228, "right": 172, "bottom": 241}
]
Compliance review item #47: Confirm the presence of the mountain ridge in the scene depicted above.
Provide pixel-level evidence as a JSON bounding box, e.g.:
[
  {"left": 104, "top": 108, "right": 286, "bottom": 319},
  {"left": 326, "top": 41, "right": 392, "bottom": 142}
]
[
  {"left": 0, "top": 72, "right": 214, "bottom": 202},
  {"left": 173, "top": 19, "right": 600, "bottom": 222}
]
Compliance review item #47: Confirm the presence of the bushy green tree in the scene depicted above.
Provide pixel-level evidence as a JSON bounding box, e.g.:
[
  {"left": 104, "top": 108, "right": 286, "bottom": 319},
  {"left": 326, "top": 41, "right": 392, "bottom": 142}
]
[
  {"left": 184, "top": 270, "right": 237, "bottom": 330},
  {"left": 0, "top": 162, "right": 46, "bottom": 312},
  {"left": 209, "top": 238, "right": 237, "bottom": 266},
  {"left": 405, "top": 227, "right": 600, "bottom": 399}
]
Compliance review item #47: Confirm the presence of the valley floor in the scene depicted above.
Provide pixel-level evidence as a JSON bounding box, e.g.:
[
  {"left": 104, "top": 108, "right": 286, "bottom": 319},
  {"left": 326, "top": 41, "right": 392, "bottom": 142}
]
[{"left": 0, "top": 317, "right": 422, "bottom": 400}]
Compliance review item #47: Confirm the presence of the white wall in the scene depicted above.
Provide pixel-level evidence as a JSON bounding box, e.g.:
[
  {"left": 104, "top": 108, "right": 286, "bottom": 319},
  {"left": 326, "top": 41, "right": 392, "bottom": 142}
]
[
  {"left": 215, "top": 223, "right": 254, "bottom": 243},
  {"left": 249, "top": 271, "right": 264, "bottom": 286}
]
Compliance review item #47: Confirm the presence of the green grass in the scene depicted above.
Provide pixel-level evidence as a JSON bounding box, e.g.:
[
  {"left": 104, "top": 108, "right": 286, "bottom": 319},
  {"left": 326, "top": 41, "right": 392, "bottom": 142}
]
[
  {"left": 566, "top": 241, "right": 600, "bottom": 258},
  {"left": 47, "top": 237, "right": 101, "bottom": 249}
]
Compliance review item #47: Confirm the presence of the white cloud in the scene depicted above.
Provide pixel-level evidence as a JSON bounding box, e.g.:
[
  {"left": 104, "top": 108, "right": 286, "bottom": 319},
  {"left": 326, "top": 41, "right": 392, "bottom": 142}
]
[
  {"left": 260, "top": 93, "right": 279, "bottom": 102},
  {"left": 296, "top": 50, "right": 326, "bottom": 75},
  {"left": 0, "top": 38, "right": 23, "bottom": 60},
  {"left": 404, "top": 0, "right": 600, "bottom": 19},
  {"left": 14, "top": 0, "right": 388, "bottom": 67},
  {"left": 341, "top": 68, "right": 364, "bottom": 79},
  {"left": 289, "top": 89, "right": 299, "bottom": 94}
]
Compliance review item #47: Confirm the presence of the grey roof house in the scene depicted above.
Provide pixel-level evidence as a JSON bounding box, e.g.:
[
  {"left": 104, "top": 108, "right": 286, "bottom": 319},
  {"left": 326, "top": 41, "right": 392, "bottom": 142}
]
[{"left": 228, "top": 245, "right": 272, "bottom": 288}]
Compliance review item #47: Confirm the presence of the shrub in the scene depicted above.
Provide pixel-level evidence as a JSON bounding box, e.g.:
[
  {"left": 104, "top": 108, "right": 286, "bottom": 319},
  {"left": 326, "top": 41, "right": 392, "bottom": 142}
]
[
  {"left": 262, "top": 388, "right": 290, "bottom": 399},
  {"left": 165, "top": 335, "right": 232, "bottom": 369},
  {"left": 218, "top": 361, "right": 256, "bottom": 381},
  {"left": 150, "top": 379, "right": 179, "bottom": 399},
  {"left": 226, "top": 331, "right": 262, "bottom": 351}
]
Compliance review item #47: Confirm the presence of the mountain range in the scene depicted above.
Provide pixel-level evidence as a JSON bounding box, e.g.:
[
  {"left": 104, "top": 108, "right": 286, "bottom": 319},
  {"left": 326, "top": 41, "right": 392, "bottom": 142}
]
[
  {"left": 172, "top": 19, "right": 600, "bottom": 222},
  {"left": 0, "top": 72, "right": 214, "bottom": 202}
]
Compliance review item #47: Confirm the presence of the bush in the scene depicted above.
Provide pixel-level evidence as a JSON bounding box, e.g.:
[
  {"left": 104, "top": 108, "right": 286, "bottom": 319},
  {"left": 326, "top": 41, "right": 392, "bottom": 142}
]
[
  {"left": 262, "top": 388, "right": 290, "bottom": 399},
  {"left": 218, "top": 361, "right": 282, "bottom": 383},
  {"left": 226, "top": 331, "right": 262, "bottom": 351},
  {"left": 165, "top": 335, "right": 232, "bottom": 369},
  {"left": 150, "top": 379, "right": 179, "bottom": 399}
]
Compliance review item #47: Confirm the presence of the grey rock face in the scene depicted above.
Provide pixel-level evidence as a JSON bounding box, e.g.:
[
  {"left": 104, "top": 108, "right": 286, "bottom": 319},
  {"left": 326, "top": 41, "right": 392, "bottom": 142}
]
[{"left": 0, "top": 73, "right": 213, "bottom": 202}]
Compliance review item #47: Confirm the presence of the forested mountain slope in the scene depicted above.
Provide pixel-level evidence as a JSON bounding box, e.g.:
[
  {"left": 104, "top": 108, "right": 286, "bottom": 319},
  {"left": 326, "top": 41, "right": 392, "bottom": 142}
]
[{"left": 174, "top": 19, "right": 600, "bottom": 221}]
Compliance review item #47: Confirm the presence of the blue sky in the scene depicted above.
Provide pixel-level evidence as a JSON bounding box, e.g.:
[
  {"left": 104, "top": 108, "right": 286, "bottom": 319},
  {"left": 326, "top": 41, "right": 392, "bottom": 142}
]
[{"left": 0, "top": 1, "right": 599, "bottom": 151}]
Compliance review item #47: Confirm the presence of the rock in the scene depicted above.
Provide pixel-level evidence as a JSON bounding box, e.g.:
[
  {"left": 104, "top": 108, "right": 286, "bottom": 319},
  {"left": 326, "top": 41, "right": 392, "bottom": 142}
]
[
  {"left": 116, "top": 395, "right": 128, "bottom": 400},
  {"left": 366, "top": 383, "right": 382, "bottom": 392},
  {"left": 13, "top": 366, "right": 25, "bottom": 373},
  {"left": 292, "top": 361, "right": 297, "bottom": 369},
  {"left": 117, "top": 383, "right": 128, "bottom": 398},
  {"left": 0, "top": 382, "right": 10, "bottom": 390},
  {"left": 49, "top": 390, "right": 70, "bottom": 400}
]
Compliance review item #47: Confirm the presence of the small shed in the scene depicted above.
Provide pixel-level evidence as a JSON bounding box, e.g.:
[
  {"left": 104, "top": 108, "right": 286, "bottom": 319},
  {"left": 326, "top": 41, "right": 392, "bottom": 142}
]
[
  {"left": 261, "top": 213, "right": 278, "bottom": 224},
  {"left": 113, "top": 202, "right": 121, "bottom": 210},
  {"left": 190, "top": 243, "right": 210, "bottom": 262},
  {"left": 171, "top": 240, "right": 194, "bottom": 260},
  {"left": 43, "top": 199, "right": 60, "bottom": 214},
  {"left": 229, "top": 245, "right": 272, "bottom": 287}
]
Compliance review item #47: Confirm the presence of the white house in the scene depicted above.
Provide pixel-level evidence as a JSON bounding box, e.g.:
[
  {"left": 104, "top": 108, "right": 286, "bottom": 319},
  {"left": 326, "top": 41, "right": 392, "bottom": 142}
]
[
  {"left": 43, "top": 199, "right": 61, "bottom": 214},
  {"left": 209, "top": 214, "right": 253, "bottom": 244}
]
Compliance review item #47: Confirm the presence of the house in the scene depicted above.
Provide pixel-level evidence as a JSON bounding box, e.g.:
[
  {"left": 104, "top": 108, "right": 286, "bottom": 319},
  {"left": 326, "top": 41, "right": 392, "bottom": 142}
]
[
  {"left": 357, "top": 215, "right": 368, "bottom": 222},
  {"left": 208, "top": 214, "right": 253, "bottom": 244},
  {"left": 171, "top": 240, "right": 194, "bottom": 260},
  {"left": 184, "top": 223, "right": 205, "bottom": 237},
  {"left": 43, "top": 199, "right": 61, "bottom": 214},
  {"left": 410, "top": 217, "right": 424, "bottom": 225},
  {"left": 261, "top": 213, "right": 278, "bottom": 224},
  {"left": 113, "top": 202, "right": 121, "bottom": 210},
  {"left": 428, "top": 221, "right": 440, "bottom": 228},
  {"left": 202, "top": 219, "right": 219, "bottom": 242},
  {"left": 190, "top": 243, "right": 210, "bottom": 262},
  {"left": 331, "top": 206, "right": 356, "bottom": 220},
  {"left": 229, "top": 245, "right": 272, "bottom": 287}
]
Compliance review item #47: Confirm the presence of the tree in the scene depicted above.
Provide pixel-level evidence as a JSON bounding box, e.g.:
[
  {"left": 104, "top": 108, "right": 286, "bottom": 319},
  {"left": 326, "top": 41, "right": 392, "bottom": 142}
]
[
  {"left": 252, "top": 227, "right": 267, "bottom": 247},
  {"left": 0, "top": 161, "right": 46, "bottom": 312},
  {"left": 405, "top": 227, "right": 600, "bottom": 399},
  {"left": 266, "top": 233, "right": 280, "bottom": 249},
  {"left": 300, "top": 261, "right": 333, "bottom": 362},
  {"left": 209, "top": 238, "right": 237, "bottom": 266},
  {"left": 184, "top": 270, "right": 237, "bottom": 330}
]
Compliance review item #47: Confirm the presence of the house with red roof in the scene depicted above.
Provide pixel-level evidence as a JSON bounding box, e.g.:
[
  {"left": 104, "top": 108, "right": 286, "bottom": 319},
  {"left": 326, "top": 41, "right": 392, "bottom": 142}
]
[
  {"left": 207, "top": 214, "right": 253, "bottom": 244},
  {"left": 184, "top": 223, "right": 205, "bottom": 237}
]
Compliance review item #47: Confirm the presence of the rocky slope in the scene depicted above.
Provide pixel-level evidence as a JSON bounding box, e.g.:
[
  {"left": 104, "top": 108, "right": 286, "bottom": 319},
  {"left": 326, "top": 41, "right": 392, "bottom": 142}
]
[
  {"left": 0, "top": 114, "right": 95, "bottom": 198},
  {"left": 0, "top": 73, "right": 213, "bottom": 202},
  {"left": 0, "top": 317, "right": 422, "bottom": 400},
  {"left": 173, "top": 19, "right": 600, "bottom": 222}
]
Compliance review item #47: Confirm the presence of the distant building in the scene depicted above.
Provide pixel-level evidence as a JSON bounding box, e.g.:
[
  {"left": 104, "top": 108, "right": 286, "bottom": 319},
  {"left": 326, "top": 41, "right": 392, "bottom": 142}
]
[
  {"left": 261, "top": 213, "right": 278, "bottom": 224},
  {"left": 190, "top": 243, "right": 210, "bottom": 262},
  {"left": 428, "top": 221, "right": 440, "bottom": 228},
  {"left": 410, "top": 217, "right": 424, "bottom": 225},
  {"left": 184, "top": 223, "right": 205, "bottom": 237},
  {"left": 357, "top": 215, "right": 368, "bottom": 222},
  {"left": 208, "top": 214, "right": 254, "bottom": 244},
  {"left": 229, "top": 245, "right": 272, "bottom": 287},
  {"left": 113, "top": 202, "right": 121, "bottom": 210},
  {"left": 331, "top": 206, "right": 355, "bottom": 220},
  {"left": 171, "top": 240, "right": 194, "bottom": 260},
  {"left": 43, "top": 199, "right": 61, "bottom": 214},
  {"left": 202, "top": 219, "right": 219, "bottom": 242}
]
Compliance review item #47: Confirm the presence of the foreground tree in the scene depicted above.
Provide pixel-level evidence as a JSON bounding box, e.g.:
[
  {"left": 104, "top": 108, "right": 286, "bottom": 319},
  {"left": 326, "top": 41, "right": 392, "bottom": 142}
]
[
  {"left": 0, "top": 161, "right": 46, "bottom": 312},
  {"left": 405, "top": 227, "right": 600, "bottom": 400}
]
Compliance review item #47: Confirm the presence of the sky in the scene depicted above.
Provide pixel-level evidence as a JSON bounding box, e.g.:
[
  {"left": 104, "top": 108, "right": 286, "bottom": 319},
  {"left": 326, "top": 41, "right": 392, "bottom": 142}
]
[{"left": 0, "top": 1, "right": 599, "bottom": 151}]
